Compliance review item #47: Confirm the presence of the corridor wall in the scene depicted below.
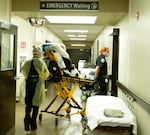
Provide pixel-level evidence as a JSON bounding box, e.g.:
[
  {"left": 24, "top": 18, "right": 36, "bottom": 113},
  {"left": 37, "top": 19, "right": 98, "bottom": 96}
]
[{"left": 92, "top": 0, "right": 150, "bottom": 134}]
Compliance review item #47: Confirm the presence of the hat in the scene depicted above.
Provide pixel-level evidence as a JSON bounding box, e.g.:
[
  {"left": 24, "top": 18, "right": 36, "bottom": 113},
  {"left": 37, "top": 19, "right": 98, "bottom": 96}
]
[{"left": 33, "top": 46, "right": 42, "bottom": 55}]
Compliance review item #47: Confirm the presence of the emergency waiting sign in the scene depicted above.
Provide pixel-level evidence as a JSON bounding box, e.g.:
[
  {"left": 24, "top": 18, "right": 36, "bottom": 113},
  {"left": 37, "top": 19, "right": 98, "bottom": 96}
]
[{"left": 40, "top": 1, "right": 99, "bottom": 11}]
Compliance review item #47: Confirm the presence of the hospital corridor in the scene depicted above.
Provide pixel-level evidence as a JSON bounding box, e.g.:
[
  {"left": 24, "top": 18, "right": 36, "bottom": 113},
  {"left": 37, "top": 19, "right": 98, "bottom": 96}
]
[{"left": 0, "top": 0, "right": 150, "bottom": 135}]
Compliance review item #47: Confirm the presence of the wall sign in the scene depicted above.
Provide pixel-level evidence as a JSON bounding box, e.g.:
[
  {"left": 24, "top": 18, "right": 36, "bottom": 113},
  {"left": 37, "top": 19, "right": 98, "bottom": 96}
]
[
  {"left": 20, "top": 41, "right": 26, "bottom": 48},
  {"left": 40, "top": 1, "right": 99, "bottom": 11}
]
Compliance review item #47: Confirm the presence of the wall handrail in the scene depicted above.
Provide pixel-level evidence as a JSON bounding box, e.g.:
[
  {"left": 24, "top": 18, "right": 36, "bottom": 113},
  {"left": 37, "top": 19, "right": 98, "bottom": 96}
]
[{"left": 116, "top": 80, "right": 150, "bottom": 113}]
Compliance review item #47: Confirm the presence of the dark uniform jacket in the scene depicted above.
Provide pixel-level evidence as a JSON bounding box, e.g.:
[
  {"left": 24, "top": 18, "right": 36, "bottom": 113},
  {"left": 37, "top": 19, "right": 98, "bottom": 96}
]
[{"left": 96, "top": 54, "right": 107, "bottom": 78}]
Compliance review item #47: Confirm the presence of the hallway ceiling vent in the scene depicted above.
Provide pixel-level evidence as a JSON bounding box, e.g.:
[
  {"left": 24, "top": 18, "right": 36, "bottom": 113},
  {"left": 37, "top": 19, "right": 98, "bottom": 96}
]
[{"left": 28, "top": 17, "right": 46, "bottom": 27}]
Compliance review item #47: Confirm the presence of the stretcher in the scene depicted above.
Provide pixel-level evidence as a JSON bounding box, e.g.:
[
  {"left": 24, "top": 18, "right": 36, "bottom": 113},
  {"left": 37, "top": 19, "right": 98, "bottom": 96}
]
[
  {"left": 39, "top": 43, "right": 93, "bottom": 125},
  {"left": 82, "top": 95, "right": 137, "bottom": 135},
  {"left": 39, "top": 75, "right": 93, "bottom": 126}
]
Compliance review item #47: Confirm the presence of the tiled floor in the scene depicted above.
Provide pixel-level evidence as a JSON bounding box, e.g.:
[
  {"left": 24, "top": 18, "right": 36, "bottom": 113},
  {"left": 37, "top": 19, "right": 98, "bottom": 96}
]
[{"left": 15, "top": 84, "right": 84, "bottom": 135}]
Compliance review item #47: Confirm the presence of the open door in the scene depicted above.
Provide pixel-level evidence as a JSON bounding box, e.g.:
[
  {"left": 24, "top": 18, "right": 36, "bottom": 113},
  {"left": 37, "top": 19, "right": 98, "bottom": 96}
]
[{"left": 0, "top": 24, "right": 17, "bottom": 135}]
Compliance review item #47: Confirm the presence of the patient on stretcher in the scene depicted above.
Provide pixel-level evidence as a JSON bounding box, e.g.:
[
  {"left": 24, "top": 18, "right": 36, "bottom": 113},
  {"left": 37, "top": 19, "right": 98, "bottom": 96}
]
[{"left": 42, "top": 43, "right": 81, "bottom": 82}]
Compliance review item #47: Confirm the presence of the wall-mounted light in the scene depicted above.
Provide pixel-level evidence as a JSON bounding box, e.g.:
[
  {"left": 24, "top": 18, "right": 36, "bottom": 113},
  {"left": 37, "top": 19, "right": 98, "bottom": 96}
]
[{"left": 28, "top": 17, "right": 46, "bottom": 27}]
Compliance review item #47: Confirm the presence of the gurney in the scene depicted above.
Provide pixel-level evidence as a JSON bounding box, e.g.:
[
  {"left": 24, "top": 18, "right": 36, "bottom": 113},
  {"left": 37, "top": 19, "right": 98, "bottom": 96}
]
[
  {"left": 39, "top": 43, "right": 93, "bottom": 125},
  {"left": 82, "top": 95, "right": 137, "bottom": 135}
]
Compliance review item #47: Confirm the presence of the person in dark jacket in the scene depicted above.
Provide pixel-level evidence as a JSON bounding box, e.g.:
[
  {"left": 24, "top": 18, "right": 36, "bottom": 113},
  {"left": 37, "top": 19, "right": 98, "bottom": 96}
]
[{"left": 95, "top": 47, "right": 109, "bottom": 95}]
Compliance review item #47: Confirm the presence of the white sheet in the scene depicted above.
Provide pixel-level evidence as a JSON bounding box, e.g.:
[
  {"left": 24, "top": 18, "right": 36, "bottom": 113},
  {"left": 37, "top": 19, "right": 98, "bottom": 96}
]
[
  {"left": 86, "top": 95, "right": 137, "bottom": 135},
  {"left": 80, "top": 68, "right": 95, "bottom": 80}
]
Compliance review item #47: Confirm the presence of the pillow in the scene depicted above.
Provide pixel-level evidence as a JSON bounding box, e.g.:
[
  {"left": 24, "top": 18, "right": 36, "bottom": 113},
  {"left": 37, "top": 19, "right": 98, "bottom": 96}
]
[{"left": 104, "top": 108, "right": 124, "bottom": 118}]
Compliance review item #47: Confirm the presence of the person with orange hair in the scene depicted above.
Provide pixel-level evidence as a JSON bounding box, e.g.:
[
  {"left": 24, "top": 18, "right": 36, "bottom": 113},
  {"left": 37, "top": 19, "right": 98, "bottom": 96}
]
[{"left": 95, "top": 47, "right": 109, "bottom": 95}]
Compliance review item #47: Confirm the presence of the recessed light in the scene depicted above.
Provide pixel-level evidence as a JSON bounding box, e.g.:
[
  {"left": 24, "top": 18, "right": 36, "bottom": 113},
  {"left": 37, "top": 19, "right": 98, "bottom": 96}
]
[
  {"left": 64, "top": 29, "right": 88, "bottom": 33},
  {"left": 69, "top": 38, "right": 86, "bottom": 40},
  {"left": 45, "top": 16, "right": 97, "bottom": 24},
  {"left": 67, "top": 34, "right": 87, "bottom": 37},
  {"left": 71, "top": 44, "right": 86, "bottom": 46}
]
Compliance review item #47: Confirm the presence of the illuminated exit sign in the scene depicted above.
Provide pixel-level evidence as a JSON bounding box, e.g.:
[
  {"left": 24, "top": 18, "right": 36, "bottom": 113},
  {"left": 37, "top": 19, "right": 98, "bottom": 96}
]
[{"left": 40, "top": 1, "right": 99, "bottom": 11}]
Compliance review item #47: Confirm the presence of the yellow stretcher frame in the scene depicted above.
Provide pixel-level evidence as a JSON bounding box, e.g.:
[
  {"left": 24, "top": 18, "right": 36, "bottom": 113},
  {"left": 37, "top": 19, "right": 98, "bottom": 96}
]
[{"left": 39, "top": 75, "right": 93, "bottom": 126}]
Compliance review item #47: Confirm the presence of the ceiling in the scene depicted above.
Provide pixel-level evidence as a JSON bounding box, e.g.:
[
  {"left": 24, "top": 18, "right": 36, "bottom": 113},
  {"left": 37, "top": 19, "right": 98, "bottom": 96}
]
[{"left": 11, "top": 0, "right": 129, "bottom": 49}]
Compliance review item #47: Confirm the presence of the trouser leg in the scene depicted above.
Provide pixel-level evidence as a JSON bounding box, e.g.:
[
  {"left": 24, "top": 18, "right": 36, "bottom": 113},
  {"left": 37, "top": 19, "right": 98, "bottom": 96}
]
[
  {"left": 24, "top": 105, "right": 32, "bottom": 131},
  {"left": 31, "top": 106, "right": 39, "bottom": 130},
  {"left": 25, "top": 106, "right": 32, "bottom": 119},
  {"left": 98, "top": 78, "right": 108, "bottom": 95},
  {"left": 99, "top": 82, "right": 107, "bottom": 95}
]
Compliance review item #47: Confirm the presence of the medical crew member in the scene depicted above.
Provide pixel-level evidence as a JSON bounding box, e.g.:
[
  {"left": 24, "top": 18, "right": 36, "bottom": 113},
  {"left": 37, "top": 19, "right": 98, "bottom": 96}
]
[
  {"left": 95, "top": 47, "right": 109, "bottom": 95},
  {"left": 21, "top": 46, "right": 50, "bottom": 131}
]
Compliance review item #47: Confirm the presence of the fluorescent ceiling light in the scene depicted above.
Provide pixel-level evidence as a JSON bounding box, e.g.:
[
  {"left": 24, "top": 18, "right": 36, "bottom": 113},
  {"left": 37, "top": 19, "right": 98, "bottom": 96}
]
[
  {"left": 64, "top": 29, "right": 88, "bottom": 33},
  {"left": 71, "top": 44, "right": 86, "bottom": 46},
  {"left": 45, "top": 16, "right": 97, "bottom": 24},
  {"left": 67, "top": 34, "right": 87, "bottom": 37},
  {"left": 78, "top": 35, "right": 87, "bottom": 37},
  {"left": 69, "top": 38, "right": 86, "bottom": 40}
]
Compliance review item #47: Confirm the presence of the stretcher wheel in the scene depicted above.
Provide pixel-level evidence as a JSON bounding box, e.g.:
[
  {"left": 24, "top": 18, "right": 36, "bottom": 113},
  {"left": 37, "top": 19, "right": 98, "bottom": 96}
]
[
  {"left": 81, "top": 117, "right": 88, "bottom": 129},
  {"left": 90, "top": 91, "right": 97, "bottom": 96},
  {"left": 81, "top": 95, "right": 87, "bottom": 101},
  {"left": 82, "top": 128, "right": 89, "bottom": 135},
  {"left": 39, "top": 113, "right": 42, "bottom": 121}
]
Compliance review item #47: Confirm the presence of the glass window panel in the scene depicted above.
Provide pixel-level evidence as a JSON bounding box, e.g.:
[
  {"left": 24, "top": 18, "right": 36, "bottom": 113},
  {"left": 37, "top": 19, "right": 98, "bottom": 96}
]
[{"left": 1, "top": 33, "right": 14, "bottom": 70}]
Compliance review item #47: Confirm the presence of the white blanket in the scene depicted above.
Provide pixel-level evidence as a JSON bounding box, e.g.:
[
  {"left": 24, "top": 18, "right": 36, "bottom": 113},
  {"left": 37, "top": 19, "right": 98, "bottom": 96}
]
[
  {"left": 86, "top": 95, "right": 137, "bottom": 135},
  {"left": 80, "top": 68, "right": 95, "bottom": 80}
]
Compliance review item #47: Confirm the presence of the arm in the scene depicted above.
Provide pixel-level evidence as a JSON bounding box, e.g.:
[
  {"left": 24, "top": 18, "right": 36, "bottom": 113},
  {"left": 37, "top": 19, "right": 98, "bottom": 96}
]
[
  {"left": 95, "top": 66, "right": 100, "bottom": 78},
  {"left": 34, "top": 59, "right": 50, "bottom": 80},
  {"left": 21, "top": 60, "right": 31, "bottom": 79},
  {"left": 95, "top": 55, "right": 105, "bottom": 78},
  {"left": 40, "top": 61, "right": 50, "bottom": 80}
]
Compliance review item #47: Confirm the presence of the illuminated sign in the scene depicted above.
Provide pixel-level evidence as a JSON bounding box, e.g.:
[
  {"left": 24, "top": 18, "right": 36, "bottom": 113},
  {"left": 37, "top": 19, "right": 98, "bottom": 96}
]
[{"left": 40, "top": 1, "right": 99, "bottom": 11}]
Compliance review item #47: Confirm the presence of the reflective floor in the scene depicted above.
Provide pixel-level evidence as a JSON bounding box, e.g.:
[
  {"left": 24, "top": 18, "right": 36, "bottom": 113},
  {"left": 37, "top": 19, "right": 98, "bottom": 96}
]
[
  {"left": 15, "top": 84, "right": 84, "bottom": 135},
  {"left": 11, "top": 83, "right": 132, "bottom": 135}
]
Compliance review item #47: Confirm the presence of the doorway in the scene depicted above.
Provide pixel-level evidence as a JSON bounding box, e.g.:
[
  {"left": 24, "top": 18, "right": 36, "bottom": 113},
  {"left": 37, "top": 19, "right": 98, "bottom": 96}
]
[
  {"left": 67, "top": 49, "right": 91, "bottom": 69},
  {"left": 0, "top": 24, "right": 17, "bottom": 135}
]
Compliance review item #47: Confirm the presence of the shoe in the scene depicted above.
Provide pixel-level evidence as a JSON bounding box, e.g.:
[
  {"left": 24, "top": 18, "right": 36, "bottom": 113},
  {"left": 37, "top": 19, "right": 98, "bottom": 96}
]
[{"left": 24, "top": 118, "right": 30, "bottom": 131}]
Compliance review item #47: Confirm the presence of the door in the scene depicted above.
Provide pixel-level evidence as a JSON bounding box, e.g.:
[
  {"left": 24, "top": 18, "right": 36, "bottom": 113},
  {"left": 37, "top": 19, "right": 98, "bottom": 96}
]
[
  {"left": 111, "top": 28, "right": 119, "bottom": 96},
  {"left": 0, "top": 24, "right": 17, "bottom": 135}
]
